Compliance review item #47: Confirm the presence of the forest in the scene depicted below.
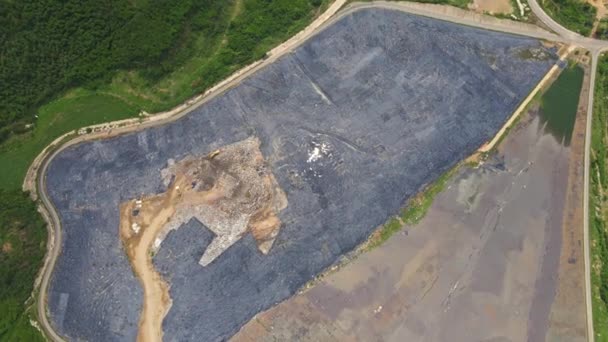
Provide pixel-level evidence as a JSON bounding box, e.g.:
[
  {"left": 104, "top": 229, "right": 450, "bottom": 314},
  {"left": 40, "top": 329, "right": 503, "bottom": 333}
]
[{"left": 0, "top": 190, "right": 46, "bottom": 341}]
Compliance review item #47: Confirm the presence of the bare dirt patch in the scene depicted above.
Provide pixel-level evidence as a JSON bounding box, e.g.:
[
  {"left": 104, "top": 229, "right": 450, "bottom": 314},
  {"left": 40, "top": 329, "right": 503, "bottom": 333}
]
[
  {"left": 1, "top": 242, "right": 13, "bottom": 253},
  {"left": 119, "top": 137, "right": 286, "bottom": 342},
  {"left": 588, "top": 0, "right": 608, "bottom": 18},
  {"left": 469, "top": 0, "right": 513, "bottom": 14},
  {"left": 586, "top": 0, "right": 608, "bottom": 35}
]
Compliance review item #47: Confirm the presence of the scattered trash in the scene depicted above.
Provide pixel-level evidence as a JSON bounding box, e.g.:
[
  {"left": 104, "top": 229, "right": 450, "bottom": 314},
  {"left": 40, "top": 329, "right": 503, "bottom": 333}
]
[{"left": 307, "top": 141, "right": 330, "bottom": 163}]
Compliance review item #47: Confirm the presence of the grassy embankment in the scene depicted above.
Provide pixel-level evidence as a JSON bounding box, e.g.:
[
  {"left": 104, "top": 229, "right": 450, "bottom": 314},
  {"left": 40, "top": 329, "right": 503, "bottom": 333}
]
[
  {"left": 366, "top": 166, "right": 458, "bottom": 249},
  {"left": 590, "top": 55, "right": 608, "bottom": 342},
  {"left": 0, "top": 90, "right": 138, "bottom": 191},
  {"left": 0, "top": 0, "right": 330, "bottom": 340},
  {"left": 597, "top": 19, "right": 608, "bottom": 39},
  {"left": 540, "top": 0, "right": 597, "bottom": 36},
  {"left": 369, "top": 62, "right": 583, "bottom": 249}
]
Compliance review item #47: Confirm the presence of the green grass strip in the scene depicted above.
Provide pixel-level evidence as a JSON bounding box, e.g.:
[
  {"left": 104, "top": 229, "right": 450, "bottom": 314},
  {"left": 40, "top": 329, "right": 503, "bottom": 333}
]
[{"left": 590, "top": 55, "right": 608, "bottom": 342}]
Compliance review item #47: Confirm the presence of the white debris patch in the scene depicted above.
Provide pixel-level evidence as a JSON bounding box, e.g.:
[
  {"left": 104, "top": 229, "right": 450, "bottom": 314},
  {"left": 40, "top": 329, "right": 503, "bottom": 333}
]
[
  {"left": 516, "top": 0, "right": 525, "bottom": 17},
  {"left": 307, "top": 141, "right": 331, "bottom": 163}
]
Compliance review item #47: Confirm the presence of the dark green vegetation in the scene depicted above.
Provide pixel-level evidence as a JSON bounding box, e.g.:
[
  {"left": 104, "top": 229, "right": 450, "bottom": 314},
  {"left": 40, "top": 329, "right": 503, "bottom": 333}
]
[
  {"left": 400, "top": 166, "right": 460, "bottom": 225},
  {"left": 596, "top": 18, "right": 608, "bottom": 40},
  {"left": 540, "top": 0, "right": 597, "bottom": 36},
  {"left": 0, "top": 0, "right": 329, "bottom": 339},
  {"left": 0, "top": 190, "right": 46, "bottom": 341},
  {"left": 591, "top": 55, "right": 608, "bottom": 342},
  {"left": 539, "top": 64, "right": 584, "bottom": 145}
]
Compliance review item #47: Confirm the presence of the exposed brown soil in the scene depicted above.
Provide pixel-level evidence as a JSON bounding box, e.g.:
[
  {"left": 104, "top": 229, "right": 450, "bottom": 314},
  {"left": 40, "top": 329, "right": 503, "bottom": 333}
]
[
  {"left": 470, "top": 0, "right": 513, "bottom": 14},
  {"left": 1, "top": 242, "right": 13, "bottom": 253},
  {"left": 587, "top": 0, "right": 607, "bottom": 35},
  {"left": 119, "top": 137, "right": 286, "bottom": 342}
]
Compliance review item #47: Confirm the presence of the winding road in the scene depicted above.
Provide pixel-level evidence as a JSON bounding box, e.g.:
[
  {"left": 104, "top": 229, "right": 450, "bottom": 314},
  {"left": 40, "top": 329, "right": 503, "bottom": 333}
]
[{"left": 33, "top": 1, "right": 607, "bottom": 341}]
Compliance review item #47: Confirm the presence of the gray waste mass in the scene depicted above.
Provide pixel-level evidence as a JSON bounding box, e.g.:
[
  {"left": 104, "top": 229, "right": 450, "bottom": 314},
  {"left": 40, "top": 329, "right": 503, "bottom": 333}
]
[{"left": 44, "top": 8, "right": 557, "bottom": 341}]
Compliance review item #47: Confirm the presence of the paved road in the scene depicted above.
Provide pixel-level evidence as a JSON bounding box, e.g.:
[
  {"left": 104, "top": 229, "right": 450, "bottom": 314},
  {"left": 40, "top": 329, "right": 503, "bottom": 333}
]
[
  {"left": 36, "top": 150, "right": 66, "bottom": 342},
  {"left": 33, "top": 1, "right": 606, "bottom": 341}
]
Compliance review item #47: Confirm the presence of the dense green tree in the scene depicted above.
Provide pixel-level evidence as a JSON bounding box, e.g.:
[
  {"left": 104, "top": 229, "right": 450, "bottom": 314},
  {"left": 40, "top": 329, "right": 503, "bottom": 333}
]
[
  {"left": 0, "top": 0, "right": 237, "bottom": 143},
  {"left": 0, "top": 189, "right": 46, "bottom": 340},
  {"left": 541, "top": 0, "right": 597, "bottom": 36}
]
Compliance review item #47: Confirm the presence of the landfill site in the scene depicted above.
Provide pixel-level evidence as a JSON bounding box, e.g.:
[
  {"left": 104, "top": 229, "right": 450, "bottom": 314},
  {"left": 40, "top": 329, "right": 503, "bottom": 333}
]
[
  {"left": 233, "top": 99, "right": 589, "bottom": 341},
  {"left": 44, "top": 8, "right": 559, "bottom": 341}
]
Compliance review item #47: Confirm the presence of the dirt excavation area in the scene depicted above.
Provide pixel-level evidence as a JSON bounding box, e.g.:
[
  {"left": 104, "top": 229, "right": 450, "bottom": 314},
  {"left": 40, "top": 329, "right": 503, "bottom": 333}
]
[
  {"left": 233, "top": 71, "right": 589, "bottom": 341},
  {"left": 119, "top": 137, "right": 286, "bottom": 341}
]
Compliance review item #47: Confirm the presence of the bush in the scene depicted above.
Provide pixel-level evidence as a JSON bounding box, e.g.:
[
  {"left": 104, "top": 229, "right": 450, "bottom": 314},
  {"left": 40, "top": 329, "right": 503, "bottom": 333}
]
[
  {"left": 541, "top": 0, "right": 597, "bottom": 36},
  {"left": 0, "top": 189, "right": 47, "bottom": 340}
]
